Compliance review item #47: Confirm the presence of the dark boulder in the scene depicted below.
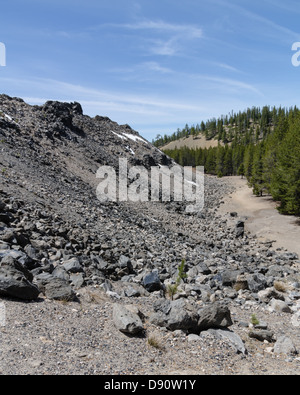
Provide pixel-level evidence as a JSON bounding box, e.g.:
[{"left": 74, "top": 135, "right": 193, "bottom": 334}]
[
  {"left": 197, "top": 302, "right": 233, "bottom": 331},
  {"left": 0, "top": 261, "right": 39, "bottom": 300}
]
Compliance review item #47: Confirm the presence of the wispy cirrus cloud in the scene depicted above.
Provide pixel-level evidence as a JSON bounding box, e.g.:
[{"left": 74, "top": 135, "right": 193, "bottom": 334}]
[
  {"left": 123, "top": 19, "right": 203, "bottom": 56},
  {"left": 121, "top": 20, "right": 203, "bottom": 39},
  {"left": 94, "top": 19, "right": 203, "bottom": 56},
  {"left": 204, "top": 76, "right": 263, "bottom": 95},
  {"left": 211, "top": 0, "right": 300, "bottom": 42},
  {"left": 258, "top": 0, "right": 300, "bottom": 15},
  {"left": 109, "top": 61, "right": 173, "bottom": 75},
  {"left": 1, "top": 76, "right": 201, "bottom": 115},
  {"left": 147, "top": 37, "right": 180, "bottom": 56},
  {"left": 214, "top": 63, "right": 242, "bottom": 73}
]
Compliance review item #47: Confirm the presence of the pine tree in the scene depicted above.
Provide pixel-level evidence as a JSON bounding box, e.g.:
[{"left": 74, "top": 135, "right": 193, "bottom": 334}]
[
  {"left": 238, "top": 163, "right": 245, "bottom": 178},
  {"left": 271, "top": 112, "right": 300, "bottom": 215},
  {"left": 160, "top": 105, "right": 300, "bottom": 216},
  {"left": 251, "top": 143, "right": 265, "bottom": 196},
  {"left": 243, "top": 144, "right": 254, "bottom": 180},
  {"left": 206, "top": 147, "right": 217, "bottom": 174},
  {"left": 216, "top": 146, "right": 225, "bottom": 177},
  {"left": 224, "top": 146, "right": 233, "bottom": 176}
]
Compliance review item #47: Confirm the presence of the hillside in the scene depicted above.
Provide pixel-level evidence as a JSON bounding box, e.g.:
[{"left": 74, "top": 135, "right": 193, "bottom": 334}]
[
  {"left": 159, "top": 105, "right": 300, "bottom": 216},
  {"left": 161, "top": 134, "right": 220, "bottom": 151},
  {"left": 0, "top": 95, "right": 300, "bottom": 375},
  {"left": 153, "top": 106, "right": 275, "bottom": 148}
]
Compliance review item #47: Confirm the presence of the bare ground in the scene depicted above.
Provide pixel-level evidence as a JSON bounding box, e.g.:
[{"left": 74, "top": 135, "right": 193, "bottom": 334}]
[
  {"left": 1, "top": 288, "right": 300, "bottom": 376},
  {"left": 161, "top": 135, "right": 220, "bottom": 151},
  {"left": 217, "top": 176, "right": 300, "bottom": 258}
]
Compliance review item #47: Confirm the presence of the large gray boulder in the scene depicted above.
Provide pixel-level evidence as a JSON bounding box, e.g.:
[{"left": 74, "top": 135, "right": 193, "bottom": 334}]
[
  {"left": 247, "top": 273, "right": 267, "bottom": 293},
  {"left": 204, "top": 328, "right": 247, "bottom": 355},
  {"left": 150, "top": 300, "right": 233, "bottom": 333},
  {"left": 0, "top": 249, "right": 31, "bottom": 269},
  {"left": 44, "top": 277, "right": 75, "bottom": 301},
  {"left": 62, "top": 257, "right": 82, "bottom": 273},
  {"left": 0, "top": 264, "right": 39, "bottom": 300},
  {"left": 274, "top": 336, "right": 298, "bottom": 356},
  {"left": 222, "top": 270, "right": 241, "bottom": 287},
  {"left": 165, "top": 299, "right": 199, "bottom": 332},
  {"left": 197, "top": 302, "right": 233, "bottom": 331},
  {"left": 149, "top": 299, "right": 198, "bottom": 333},
  {"left": 143, "top": 271, "right": 162, "bottom": 292},
  {"left": 113, "top": 304, "right": 144, "bottom": 335}
]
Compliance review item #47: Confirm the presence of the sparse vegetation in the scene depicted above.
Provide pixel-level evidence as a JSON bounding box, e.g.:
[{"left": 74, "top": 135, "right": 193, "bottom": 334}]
[
  {"left": 147, "top": 336, "right": 164, "bottom": 351},
  {"left": 166, "top": 283, "right": 178, "bottom": 301},
  {"left": 250, "top": 314, "right": 260, "bottom": 326},
  {"left": 167, "top": 259, "right": 187, "bottom": 300},
  {"left": 274, "top": 281, "right": 288, "bottom": 293}
]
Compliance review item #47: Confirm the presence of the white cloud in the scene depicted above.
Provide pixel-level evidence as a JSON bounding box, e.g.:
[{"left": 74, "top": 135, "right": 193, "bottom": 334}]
[
  {"left": 148, "top": 38, "right": 179, "bottom": 56},
  {"left": 3, "top": 76, "right": 201, "bottom": 116},
  {"left": 212, "top": 0, "right": 300, "bottom": 42},
  {"left": 109, "top": 61, "right": 173, "bottom": 75},
  {"left": 204, "top": 76, "right": 263, "bottom": 95},
  {"left": 142, "top": 61, "right": 173, "bottom": 73},
  {"left": 214, "top": 63, "right": 242, "bottom": 73},
  {"left": 120, "top": 20, "right": 203, "bottom": 39},
  {"left": 100, "top": 19, "right": 203, "bottom": 56},
  {"left": 2, "top": 73, "right": 261, "bottom": 125}
]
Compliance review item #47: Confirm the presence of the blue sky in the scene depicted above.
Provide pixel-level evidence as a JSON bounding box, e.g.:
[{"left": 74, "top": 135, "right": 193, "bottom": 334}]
[{"left": 0, "top": 0, "right": 300, "bottom": 140}]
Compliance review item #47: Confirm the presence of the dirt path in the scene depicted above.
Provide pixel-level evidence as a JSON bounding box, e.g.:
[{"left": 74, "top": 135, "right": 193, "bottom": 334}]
[{"left": 217, "top": 176, "right": 300, "bottom": 257}]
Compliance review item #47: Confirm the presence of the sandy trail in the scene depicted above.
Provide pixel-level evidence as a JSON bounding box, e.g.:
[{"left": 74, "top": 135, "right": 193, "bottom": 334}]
[{"left": 217, "top": 176, "right": 300, "bottom": 257}]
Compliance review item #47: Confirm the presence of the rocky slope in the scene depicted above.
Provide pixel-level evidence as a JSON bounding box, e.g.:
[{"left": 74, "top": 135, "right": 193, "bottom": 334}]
[{"left": 0, "top": 95, "right": 299, "bottom": 375}]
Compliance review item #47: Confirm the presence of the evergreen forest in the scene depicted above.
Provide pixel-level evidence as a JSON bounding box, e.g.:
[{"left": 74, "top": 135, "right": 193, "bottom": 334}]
[{"left": 153, "top": 106, "right": 300, "bottom": 216}]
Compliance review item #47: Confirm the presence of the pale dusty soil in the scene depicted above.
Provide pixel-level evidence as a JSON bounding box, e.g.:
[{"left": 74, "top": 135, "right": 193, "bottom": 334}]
[
  {"left": 161, "top": 135, "right": 220, "bottom": 151},
  {"left": 1, "top": 288, "right": 300, "bottom": 376},
  {"left": 217, "top": 176, "right": 300, "bottom": 258}
]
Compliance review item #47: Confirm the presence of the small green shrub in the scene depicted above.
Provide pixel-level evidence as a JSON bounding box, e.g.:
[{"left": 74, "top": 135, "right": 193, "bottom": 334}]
[
  {"left": 167, "top": 259, "right": 187, "bottom": 300},
  {"left": 250, "top": 314, "right": 260, "bottom": 326},
  {"left": 167, "top": 284, "right": 178, "bottom": 300}
]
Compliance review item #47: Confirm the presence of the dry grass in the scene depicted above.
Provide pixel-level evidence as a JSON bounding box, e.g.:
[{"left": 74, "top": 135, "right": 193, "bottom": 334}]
[
  {"left": 274, "top": 281, "right": 288, "bottom": 293},
  {"left": 147, "top": 336, "right": 165, "bottom": 351}
]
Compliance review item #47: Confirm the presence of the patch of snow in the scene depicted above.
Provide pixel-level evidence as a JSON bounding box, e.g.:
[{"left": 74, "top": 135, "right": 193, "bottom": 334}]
[
  {"left": 0, "top": 112, "right": 12, "bottom": 121},
  {"left": 126, "top": 146, "right": 135, "bottom": 156},
  {"left": 111, "top": 131, "right": 127, "bottom": 140},
  {"left": 122, "top": 133, "right": 148, "bottom": 144},
  {"left": 0, "top": 112, "right": 19, "bottom": 125},
  {"left": 4, "top": 113, "right": 12, "bottom": 121},
  {"left": 111, "top": 130, "right": 148, "bottom": 145}
]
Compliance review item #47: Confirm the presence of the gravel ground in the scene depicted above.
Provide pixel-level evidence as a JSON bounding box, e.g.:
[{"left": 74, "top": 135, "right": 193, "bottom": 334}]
[{"left": 1, "top": 286, "right": 299, "bottom": 376}]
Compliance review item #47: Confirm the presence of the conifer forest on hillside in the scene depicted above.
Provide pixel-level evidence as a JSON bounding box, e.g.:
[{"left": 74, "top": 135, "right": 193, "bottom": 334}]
[{"left": 153, "top": 106, "right": 300, "bottom": 216}]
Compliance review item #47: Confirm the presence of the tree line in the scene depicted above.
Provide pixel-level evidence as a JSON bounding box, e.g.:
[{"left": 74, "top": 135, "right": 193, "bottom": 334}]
[
  {"left": 162, "top": 106, "right": 300, "bottom": 216},
  {"left": 153, "top": 105, "right": 284, "bottom": 147}
]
